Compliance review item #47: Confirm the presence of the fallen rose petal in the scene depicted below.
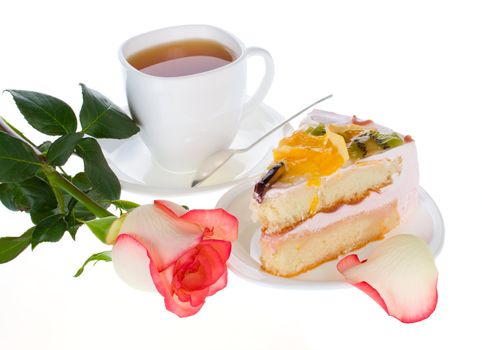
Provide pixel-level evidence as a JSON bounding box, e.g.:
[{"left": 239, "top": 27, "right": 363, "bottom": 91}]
[
  {"left": 111, "top": 234, "right": 156, "bottom": 292},
  {"left": 120, "top": 204, "right": 203, "bottom": 270},
  {"left": 337, "top": 254, "right": 388, "bottom": 313},
  {"left": 337, "top": 234, "right": 438, "bottom": 323},
  {"left": 181, "top": 209, "right": 238, "bottom": 241}
]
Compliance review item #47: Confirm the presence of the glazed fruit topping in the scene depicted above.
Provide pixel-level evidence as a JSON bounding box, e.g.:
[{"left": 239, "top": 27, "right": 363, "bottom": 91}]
[
  {"left": 254, "top": 119, "right": 406, "bottom": 196},
  {"left": 347, "top": 130, "right": 403, "bottom": 160},
  {"left": 271, "top": 125, "right": 349, "bottom": 186}
]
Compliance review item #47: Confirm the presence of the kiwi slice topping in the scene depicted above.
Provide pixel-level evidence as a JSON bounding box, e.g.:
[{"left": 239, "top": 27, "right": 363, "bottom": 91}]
[
  {"left": 305, "top": 124, "right": 326, "bottom": 136},
  {"left": 348, "top": 130, "right": 403, "bottom": 160},
  {"left": 348, "top": 139, "right": 367, "bottom": 160},
  {"left": 374, "top": 132, "right": 404, "bottom": 149}
]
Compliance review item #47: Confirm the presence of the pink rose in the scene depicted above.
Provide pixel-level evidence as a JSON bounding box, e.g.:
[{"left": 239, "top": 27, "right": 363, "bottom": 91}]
[{"left": 112, "top": 200, "right": 238, "bottom": 317}]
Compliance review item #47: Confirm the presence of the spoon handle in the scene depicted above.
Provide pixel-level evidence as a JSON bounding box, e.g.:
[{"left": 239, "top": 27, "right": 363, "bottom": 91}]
[{"left": 240, "top": 94, "right": 333, "bottom": 152}]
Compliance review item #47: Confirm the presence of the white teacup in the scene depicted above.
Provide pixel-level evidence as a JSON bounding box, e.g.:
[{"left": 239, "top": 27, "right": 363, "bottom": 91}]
[{"left": 119, "top": 24, "right": 274, "bottom": 173}]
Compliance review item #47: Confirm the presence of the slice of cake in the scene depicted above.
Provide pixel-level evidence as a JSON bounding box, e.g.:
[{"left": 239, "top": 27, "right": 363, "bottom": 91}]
[{"left": 250, "top": 110, "right": 419, "bottom": 277}]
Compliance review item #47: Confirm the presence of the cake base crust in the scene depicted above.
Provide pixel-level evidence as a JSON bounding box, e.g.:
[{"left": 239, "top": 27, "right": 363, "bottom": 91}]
[{"left": 259, "top": 201, "right": 400, "bottom": 277}]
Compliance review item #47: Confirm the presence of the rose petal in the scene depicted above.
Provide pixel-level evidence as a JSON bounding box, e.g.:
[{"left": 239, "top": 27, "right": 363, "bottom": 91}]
[
  {"left": 113, "top": 238, "right": 205, "bottom": 318},
  {"left": 183, "top": 287, "right": 210, "bottom": 307},
  {"left": 113, "top": 201, "right": 234, "bottom": 318},
  {"left": 181, "top": 208, "right": 238, "bottom": 241},
  {"left": 172, "top": 247, "right": 210, "bottom": 292},
  {"left": 111, "top": 234, "right": 156, "bottom": 292},
  {"left": 173, "top": 240, "right": 230, "bottom": 292},
  {"left": 208, "top": 270, "right": 228, "bottom": 296},
  {"left": 154, "top": 200, "right": 238, "bottom": 241},
  {"left": 154, "top": 200, "right": 188, "bottom": 218},
  {"left": 150, "top": 263, "right": 173, "bottom": 298},
  {"left": 202, "top": 239, "right": 232, "bottom": 263},
  {"left": 120, "top": 204, "right": 203, "bottom": 270},
  {"left": 174, "top": 288, "right": 190, "bottom": 303},
  {"left": 164, "top": 293, "right": 205, "bottom": 318},
  {"left": 150, "top": 263, "right": 205, "bottom": 317},
  {"left": 337, "top": 234, "right": 438, "bottom": 323},
  {"left": 337, "top": 255, "right": 388, "bottom": 313},
  {"left": 175, "top": 253, "right": 213, "bottom": 291}
]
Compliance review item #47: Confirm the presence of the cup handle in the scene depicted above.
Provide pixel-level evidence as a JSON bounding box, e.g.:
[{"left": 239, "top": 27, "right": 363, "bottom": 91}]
[{"left": 242, "top": 47, "right": 275, "bottom": 117}]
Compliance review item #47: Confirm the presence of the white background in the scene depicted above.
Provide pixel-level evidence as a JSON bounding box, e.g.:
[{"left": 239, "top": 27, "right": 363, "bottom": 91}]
[{"left": 1, "top": 0, "right": 481, "bottom": 349}]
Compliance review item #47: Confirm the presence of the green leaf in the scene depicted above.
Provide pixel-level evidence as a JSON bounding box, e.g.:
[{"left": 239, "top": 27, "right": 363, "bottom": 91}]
[
  {"left": 0, "top": 228, "right": 33, "bottom": 264},
  {"left": 67, "top": 222, "right": 82, "bottom": 240},
  {"left": 0, "top": 132, "right": 41, "bottom": 182},
  {"left": 0, "top": 183, "right": 29, "bottom": 211},
  {"left": 37, "top": 141, "right": 52, "bottom": 155},
  {"left": 24, "top": 178, "right": 58, "bottom": 211},
  {"left": 0, "top": 176, "right": 57, "bottom": 212},
  {"left": 31, "top": 214, "right": 67, "bottom": 248},
  {"left": 30, "top": 208, "right": 57, "bottom": 225},
  {"left": 74, "top": 251, "right": 111, "bottom": 277},
  {"left": 47, "top": 132, "right": 84, "bottom": 166},
  {"left": 72, "top": 172, "right": 92, "bottom": 191},
  {"left": 76, "top": 138, "right": 120, "bottom": 200},
  {"left": 79, "top": 83, "right": 139, "bottom": 139},
  {"left": 84, "top": 216, "right": 117, "bottom": 243},
  {"left": 6, "top": 90, "right": 77, "bottom": 135},
  {"left": 110, "top": 199, "right": 139, "bottom": 211}
]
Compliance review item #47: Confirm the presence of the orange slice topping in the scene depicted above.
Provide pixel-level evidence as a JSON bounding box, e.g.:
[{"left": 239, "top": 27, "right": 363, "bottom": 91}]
[{"left": 272, "top": 125, "right": 349, "bottom": 186}]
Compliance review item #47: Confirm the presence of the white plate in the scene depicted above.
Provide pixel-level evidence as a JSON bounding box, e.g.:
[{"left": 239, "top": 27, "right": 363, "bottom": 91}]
[
  {"left": 99, "top": 104, "right": 293, "bottom": 195},
  {"left": 217, "top": 180, "right": 444, "bottom": 290}
]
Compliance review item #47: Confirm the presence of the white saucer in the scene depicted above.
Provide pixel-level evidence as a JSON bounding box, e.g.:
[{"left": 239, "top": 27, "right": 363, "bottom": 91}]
[
  {"left": 217, "top": 180, "right": 444, "bottom": 290},
  {"left": 99, "top": 104, "right": 293, "bottom": 195}
]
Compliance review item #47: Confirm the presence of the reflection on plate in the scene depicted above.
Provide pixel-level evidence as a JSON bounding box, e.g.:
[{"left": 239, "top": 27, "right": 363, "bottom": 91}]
[
  {"left": 217, "top": 180, "right": 444, "bottom": 290},
  {"left": 98, "top": 104, "right": 292, "bottom": 195}
]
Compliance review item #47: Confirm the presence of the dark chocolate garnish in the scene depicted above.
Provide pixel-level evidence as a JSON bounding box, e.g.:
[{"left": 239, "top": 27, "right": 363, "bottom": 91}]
[{"left": 253, "top": 162, "right": 285, "bottom": 203}]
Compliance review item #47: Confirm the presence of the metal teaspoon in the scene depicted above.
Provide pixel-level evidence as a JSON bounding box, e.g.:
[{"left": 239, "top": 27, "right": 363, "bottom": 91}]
[{"left": 191, "top": 94, "right": 333, "bottom": 187}]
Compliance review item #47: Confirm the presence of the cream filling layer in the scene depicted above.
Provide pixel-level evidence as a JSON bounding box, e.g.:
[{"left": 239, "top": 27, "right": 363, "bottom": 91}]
[{"left": 265, "top": 140, "right": 419, "bottom": 240}]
